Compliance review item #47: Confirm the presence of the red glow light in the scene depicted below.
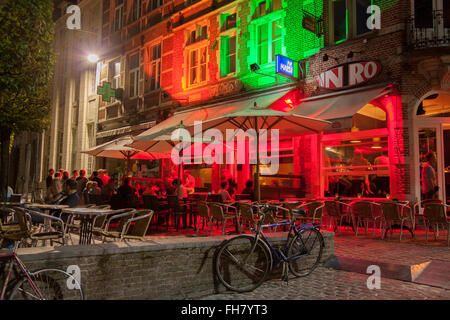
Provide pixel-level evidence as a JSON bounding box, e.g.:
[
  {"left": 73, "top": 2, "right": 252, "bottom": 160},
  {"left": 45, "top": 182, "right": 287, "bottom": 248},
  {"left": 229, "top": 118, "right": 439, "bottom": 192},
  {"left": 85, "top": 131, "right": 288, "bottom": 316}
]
[{"left": 269, "top": 88, "right": 303, "bottom": 113}]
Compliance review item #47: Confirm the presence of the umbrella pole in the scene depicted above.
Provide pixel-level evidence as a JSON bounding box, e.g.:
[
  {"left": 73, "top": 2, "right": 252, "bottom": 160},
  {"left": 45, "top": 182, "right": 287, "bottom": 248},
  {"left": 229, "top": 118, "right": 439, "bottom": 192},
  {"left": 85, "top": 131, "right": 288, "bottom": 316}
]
[{"left": 255, "top": 117, "right": 261, "bottom": 203}]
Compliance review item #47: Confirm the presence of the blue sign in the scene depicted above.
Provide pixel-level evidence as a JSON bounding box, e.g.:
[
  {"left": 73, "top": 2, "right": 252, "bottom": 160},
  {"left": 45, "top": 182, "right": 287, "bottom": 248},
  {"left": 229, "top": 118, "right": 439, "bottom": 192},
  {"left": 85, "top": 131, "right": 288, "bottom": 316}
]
[{"left": 275, "top": 55, "right": 298, "bottom": 79}]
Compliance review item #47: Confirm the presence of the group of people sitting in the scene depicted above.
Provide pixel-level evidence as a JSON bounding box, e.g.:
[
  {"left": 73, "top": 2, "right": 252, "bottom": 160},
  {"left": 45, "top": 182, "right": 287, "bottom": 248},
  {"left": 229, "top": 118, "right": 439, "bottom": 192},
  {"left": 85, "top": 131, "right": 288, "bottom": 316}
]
[
  {"left": 44, "top": 166, "right": 257, "bottom": 211},
  {"left": 45, "top": 168, "right": 112, "bottom": 208}
]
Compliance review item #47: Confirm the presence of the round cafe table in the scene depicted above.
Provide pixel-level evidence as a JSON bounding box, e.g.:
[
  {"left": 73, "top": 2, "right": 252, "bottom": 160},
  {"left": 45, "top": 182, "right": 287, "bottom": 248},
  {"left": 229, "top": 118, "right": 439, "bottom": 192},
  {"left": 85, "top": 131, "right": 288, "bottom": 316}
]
[{"left": 62, "top": 207, "right": 115, "bottom": 245}]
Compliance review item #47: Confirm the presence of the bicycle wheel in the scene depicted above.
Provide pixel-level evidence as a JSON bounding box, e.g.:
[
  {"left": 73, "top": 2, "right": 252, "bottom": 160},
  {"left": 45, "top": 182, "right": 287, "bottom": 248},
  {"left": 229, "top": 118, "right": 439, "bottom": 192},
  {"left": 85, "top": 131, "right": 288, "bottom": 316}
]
[
  {"left": 287, "top": 228, "right": 324, "bottom": 277},
  {"left": 9, "top": 268, "right": 84, "bottom": 300},
  {"left": 215, "top": 235, "right": 272, "bottom": 293}
]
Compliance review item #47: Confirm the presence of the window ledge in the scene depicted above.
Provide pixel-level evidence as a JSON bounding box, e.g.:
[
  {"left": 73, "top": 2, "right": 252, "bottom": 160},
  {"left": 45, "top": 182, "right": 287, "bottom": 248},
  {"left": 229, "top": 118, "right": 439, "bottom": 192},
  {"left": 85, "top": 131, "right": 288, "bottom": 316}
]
[
  {"left": 186, "top": 81, "right": 208, "bottom": 90},
  {"left": 250, "top": 9, "right": 285, "bottom": 25},
  {"left": 185, "top": 39, "right": 208, "bottom": 48},
  {"left": 219, "top": 73, "right": 237, "bottom": 81}
]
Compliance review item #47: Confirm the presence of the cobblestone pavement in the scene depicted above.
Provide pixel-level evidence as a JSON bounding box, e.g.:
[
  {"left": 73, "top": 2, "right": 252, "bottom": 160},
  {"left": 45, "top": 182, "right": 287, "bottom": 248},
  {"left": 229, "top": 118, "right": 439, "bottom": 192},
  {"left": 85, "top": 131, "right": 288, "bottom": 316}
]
[
  {"left": 198, "top": 266, "right": 450, "bottom": 300},
  {"left": 198, "top": 230, "right": 450, "bottom": 300},
  {"left": 333, "top": 232, "right": 450, "bottom": 265}
]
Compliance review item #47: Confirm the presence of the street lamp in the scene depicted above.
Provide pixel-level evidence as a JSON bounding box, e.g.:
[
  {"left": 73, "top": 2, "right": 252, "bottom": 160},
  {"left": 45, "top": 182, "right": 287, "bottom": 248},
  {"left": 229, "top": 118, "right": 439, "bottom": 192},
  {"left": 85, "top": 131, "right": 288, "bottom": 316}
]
[{"left": 87, "top": 54, "right": 99, "bottom": 63}]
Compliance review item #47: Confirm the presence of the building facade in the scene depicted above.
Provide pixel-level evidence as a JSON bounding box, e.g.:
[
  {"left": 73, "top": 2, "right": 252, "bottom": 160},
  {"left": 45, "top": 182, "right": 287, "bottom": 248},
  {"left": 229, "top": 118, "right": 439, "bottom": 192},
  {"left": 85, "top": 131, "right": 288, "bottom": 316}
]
[
  {"left": 93, "top": 0, "right": 450, "bottom": 202},
  {"left": 292, "top": 0, "right": 450, "bottom": 203},
  {"left": 22, "top": 0, "right": 448, "bottom": 202},
  {"left": 46, "top": 0, "right": 103, "bottom": 178}
]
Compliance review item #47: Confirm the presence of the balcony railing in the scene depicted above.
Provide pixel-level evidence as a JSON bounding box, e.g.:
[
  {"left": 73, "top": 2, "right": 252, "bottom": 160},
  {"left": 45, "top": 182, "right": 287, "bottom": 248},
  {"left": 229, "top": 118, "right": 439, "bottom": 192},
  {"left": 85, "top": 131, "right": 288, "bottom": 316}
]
[{"left": 407, "top": 10, "right": 450, "bottom": 48}]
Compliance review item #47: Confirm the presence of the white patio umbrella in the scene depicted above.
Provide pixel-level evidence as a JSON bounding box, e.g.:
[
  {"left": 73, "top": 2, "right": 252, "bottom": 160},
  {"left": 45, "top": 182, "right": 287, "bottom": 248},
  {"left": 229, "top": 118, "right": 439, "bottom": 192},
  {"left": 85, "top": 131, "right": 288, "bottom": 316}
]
[
  {"left": 128, "top": 90, "right": 331, "bottom": 201},
  {"left": 195, "top": 107, "right": 331, "bottom": 202},
  {"left": 81, "top": 135, "right": 171, "bottom": 174},
  {"left": 127, "top": 122, "right": 222, "bottom": 191}
]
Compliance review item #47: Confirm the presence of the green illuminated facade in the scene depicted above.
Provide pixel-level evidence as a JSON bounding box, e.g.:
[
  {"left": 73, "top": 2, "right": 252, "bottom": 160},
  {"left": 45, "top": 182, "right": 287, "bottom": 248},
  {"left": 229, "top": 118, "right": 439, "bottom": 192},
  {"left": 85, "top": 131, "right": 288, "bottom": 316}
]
[{"left": 230, "top": 0, "right": 325, "bottom": 90}]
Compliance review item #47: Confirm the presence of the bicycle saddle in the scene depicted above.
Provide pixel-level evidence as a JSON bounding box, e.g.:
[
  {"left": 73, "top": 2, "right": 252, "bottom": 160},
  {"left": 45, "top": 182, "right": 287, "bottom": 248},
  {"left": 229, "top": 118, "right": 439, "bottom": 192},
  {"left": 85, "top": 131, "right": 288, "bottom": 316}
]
[{"left": 291, "top": 208, "right": 306, "bottom": 216}]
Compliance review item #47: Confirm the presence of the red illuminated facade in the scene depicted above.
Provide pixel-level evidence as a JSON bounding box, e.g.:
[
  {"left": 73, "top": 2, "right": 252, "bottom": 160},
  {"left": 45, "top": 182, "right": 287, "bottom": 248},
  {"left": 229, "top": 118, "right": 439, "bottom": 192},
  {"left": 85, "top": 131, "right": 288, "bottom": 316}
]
[{"left": 94, "top": 0, "right": 450, "bottom": 203}]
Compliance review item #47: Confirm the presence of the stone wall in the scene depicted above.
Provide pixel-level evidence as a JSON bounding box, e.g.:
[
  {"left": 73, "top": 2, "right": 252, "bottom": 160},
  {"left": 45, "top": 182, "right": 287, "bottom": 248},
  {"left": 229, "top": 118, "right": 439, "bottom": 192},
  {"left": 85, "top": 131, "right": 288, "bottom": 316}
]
[{"left": 3, "top": 232, "right": 334, "bottom": 300}]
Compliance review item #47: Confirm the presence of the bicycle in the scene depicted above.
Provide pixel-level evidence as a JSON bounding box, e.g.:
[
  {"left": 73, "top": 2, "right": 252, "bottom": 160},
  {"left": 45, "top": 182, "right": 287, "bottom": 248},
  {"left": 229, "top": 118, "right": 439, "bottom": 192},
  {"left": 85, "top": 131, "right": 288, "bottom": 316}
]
[
  {"left": 215, "top": 203, "right": 324, "bottom": 292},
  {"left": 0, "top": 230, "right": 84, "bottom": 300}
]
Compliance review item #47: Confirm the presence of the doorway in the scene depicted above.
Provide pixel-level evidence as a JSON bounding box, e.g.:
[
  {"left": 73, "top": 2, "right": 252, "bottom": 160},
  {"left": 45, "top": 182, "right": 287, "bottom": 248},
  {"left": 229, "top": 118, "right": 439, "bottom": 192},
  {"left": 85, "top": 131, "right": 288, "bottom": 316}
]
[{"left": 414, "top": 92, "right": 450, "bottom": 204}]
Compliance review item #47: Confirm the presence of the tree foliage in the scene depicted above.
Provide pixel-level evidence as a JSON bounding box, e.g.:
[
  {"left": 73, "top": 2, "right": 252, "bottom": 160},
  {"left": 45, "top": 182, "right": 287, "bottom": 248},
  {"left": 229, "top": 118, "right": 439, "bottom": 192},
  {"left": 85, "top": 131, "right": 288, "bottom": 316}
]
[
  {"left": 0, "top": 0, "right": 54, "bottom": 201},
  {"left": 0, "top": 0, "right": 54, "bottom": 134}
]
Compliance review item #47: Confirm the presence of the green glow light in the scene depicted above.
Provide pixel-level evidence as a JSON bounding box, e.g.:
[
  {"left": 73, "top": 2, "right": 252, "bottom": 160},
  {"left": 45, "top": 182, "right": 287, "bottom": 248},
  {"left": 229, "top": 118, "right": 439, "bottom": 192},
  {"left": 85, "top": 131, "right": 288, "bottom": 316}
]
[{"left": 238, "top": 0, "right": 324, "bottom": 90}]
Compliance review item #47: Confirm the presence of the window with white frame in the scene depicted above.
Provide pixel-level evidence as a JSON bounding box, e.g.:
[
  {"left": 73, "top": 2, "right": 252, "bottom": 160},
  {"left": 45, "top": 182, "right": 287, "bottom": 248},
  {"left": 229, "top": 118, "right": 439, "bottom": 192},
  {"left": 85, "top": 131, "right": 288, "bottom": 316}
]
[
  {"left": 257, "top": 19, "right": 282, "bottom": 65},
  {"left": 188, "top": 47, "right": 207, "bottom": 86},
  {"left": 114, "top": 0, "right": 124, "bottom": 31},
  {"left": 221, "top": 12, "right": 236, "bottom": 32},
  {"left": 220, "top": 35, "right": 236, "bottom": 78},
  {"left": 129, "top": 52, "right": 139, "bottom": 98},
  {"left": 110, "top": 59, "right": 121, "bottom": 89},
  {"left": 148, "top": 43, "right": 161, "bottom": 91},
  {"left": 187, "top": 25, "right": 208, "bottom": 45}
]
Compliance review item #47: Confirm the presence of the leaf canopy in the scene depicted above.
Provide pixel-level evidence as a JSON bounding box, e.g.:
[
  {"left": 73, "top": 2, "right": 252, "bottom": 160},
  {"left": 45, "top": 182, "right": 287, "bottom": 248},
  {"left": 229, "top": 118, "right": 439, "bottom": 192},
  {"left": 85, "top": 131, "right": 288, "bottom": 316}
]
[{"left": 0, "top": 0, "right": 54, "bottom": 134}]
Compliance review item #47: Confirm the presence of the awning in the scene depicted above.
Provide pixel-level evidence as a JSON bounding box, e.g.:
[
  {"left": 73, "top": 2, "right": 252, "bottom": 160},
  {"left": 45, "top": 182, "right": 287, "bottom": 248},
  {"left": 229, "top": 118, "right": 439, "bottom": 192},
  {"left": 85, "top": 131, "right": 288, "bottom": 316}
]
[
  {"left": 133, "top": 87, "right": 295, "bottom": 139},
  {"left": 291, "top": 84, "right": 392, "bottom": 120}
]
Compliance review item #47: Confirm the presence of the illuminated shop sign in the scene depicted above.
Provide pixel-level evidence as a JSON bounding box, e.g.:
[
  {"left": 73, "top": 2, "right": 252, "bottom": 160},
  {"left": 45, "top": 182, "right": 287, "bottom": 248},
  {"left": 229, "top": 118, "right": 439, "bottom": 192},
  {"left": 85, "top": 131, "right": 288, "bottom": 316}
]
[
  {"left": 317, "top": 61, "right": 382, "bottom": 90},
  {"left": 275, "top": 55, "right": 298, "bottom": 80}
]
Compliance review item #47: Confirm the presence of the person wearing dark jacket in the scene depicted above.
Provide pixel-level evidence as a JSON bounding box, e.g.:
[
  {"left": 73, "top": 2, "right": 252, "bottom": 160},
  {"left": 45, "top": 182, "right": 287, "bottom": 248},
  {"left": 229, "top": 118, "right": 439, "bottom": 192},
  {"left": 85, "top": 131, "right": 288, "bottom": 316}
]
[
  {"left": 117, "top": 178, "right": 136, "bottom": 208},
  {"left": 60, "top": 179, "right": 80, "bottom": 222},
  {"left": 91, "top": 171, "right": 103, "bottom": 188},
  {"left": 241, "top": 180, "right": 255, "bottom": 201}
]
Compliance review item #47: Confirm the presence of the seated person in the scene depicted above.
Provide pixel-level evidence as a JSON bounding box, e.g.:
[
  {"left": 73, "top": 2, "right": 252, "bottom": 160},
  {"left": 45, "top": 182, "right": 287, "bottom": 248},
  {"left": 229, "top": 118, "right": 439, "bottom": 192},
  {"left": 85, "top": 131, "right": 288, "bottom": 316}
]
[
  {"left": 151, "top": 181, "right": 162, "bottom": 196},
  {"left": 167, "top": 179, "right": 187, "bottom": 200},
  {"left": 183, "top": 170, "right": 195, "bottom": 194},
  {"left": 241, "top": 180, "right": 255, "bottom": 201},
  {"left": 59, "top": 179, "right": 80, "bottom": 222},
  {"left": 90, "top": 181, "right": 101, "bottom": 195},
  {"left": 134, "top": 182, "right": 143, "bottom": 199},
  {"left": 218, "top": 181, "right": 233, "bottom": 202},
  {"left": 101, "top": 179, "right": 116, "bottom": 198},
  {"left": 117, "top": 178, "right": 136, "bottom": 208}
]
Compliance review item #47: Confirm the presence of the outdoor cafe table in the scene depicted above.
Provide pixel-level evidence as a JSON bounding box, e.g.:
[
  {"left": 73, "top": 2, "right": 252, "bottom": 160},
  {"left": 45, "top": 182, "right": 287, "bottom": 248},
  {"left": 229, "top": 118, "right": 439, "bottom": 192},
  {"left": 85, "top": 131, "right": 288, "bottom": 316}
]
[
  {"left": 62, "top": 207, "right": 115, "bottom": 245},
  {"left": 23, "top": 203, "right": 69, "bottom": 226},
  {"left": 0, "top": 202, "right": 22, "bottom": 206}
]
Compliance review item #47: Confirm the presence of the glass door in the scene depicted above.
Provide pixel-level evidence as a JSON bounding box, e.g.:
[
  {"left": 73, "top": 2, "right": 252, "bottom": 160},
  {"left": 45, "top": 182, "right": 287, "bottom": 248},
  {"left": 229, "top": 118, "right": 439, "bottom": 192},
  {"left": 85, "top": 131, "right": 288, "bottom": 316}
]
[
  {"left": 418, "top": 126, "right": 444, "bottom": 201},
  {"left": 443, "top": 125, "right": 450, "bottom": 203}
]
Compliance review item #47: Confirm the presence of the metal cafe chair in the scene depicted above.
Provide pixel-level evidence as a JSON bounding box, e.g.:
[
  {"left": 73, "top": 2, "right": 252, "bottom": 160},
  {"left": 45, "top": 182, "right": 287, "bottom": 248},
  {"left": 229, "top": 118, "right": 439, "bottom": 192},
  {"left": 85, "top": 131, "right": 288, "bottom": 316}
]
[
  {"left": 196, "top": 201, "right": 212, "bottom": 234},
  {"left": 412, "top": 199, "right": 442, "bottom": 231},
  {"left": 167, "top": 195, "right": 188, "bottom": 231},
  {"left": 238, "top": 202, "right": 258, "bottom": 233},
  {"left": 324, "top": 201, "right": 354, "bottom": 233},
  {"left": 90, "top": 208, "right": 134, "bottom": 243},
  {"left": 209, "top": 202, "right": 238, "bottom": 235},
  {"left": 351, "top": 201, "right": 383, "bottom": 238},
  {"left": 380, "top": 201, "right": 414, "bottom": 241},
  {"left": 143, "top": 195, "right": 170, "bottom": 230},
  {"left": 0, "top": 207, "right": 35, "bottom": 248},
  {"left": 292, "top": 201, "right": 325, "bottom": 229},
  {"left": 422, "top": 202, "right": 450, "bottom": 245},
  {"left": 99, "top": 209, "right": 137, "bottom": 242},
  {"left": 102, "top": 210, "right": 154, "bottom": 242},
  {"left": 24, "top": 208, "right": 67, "bottom": 246}
]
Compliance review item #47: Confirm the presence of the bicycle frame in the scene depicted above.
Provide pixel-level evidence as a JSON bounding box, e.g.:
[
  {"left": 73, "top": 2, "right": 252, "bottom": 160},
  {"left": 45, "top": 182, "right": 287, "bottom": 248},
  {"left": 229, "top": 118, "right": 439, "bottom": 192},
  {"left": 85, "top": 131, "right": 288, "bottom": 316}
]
[
  {"left": 253, "top": 219, "right": 321, "bottom": 265},
  {"left": 0, "top": 244, "right": 44, "bottom": 300}
]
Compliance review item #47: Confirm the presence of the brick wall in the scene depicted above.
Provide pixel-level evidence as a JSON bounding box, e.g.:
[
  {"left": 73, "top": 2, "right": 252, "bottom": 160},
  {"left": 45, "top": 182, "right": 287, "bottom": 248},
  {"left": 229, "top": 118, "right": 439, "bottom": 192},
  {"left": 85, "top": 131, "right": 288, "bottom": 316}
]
[{"left": 3, "top": 232, "right": 334, "bottom": 300}]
